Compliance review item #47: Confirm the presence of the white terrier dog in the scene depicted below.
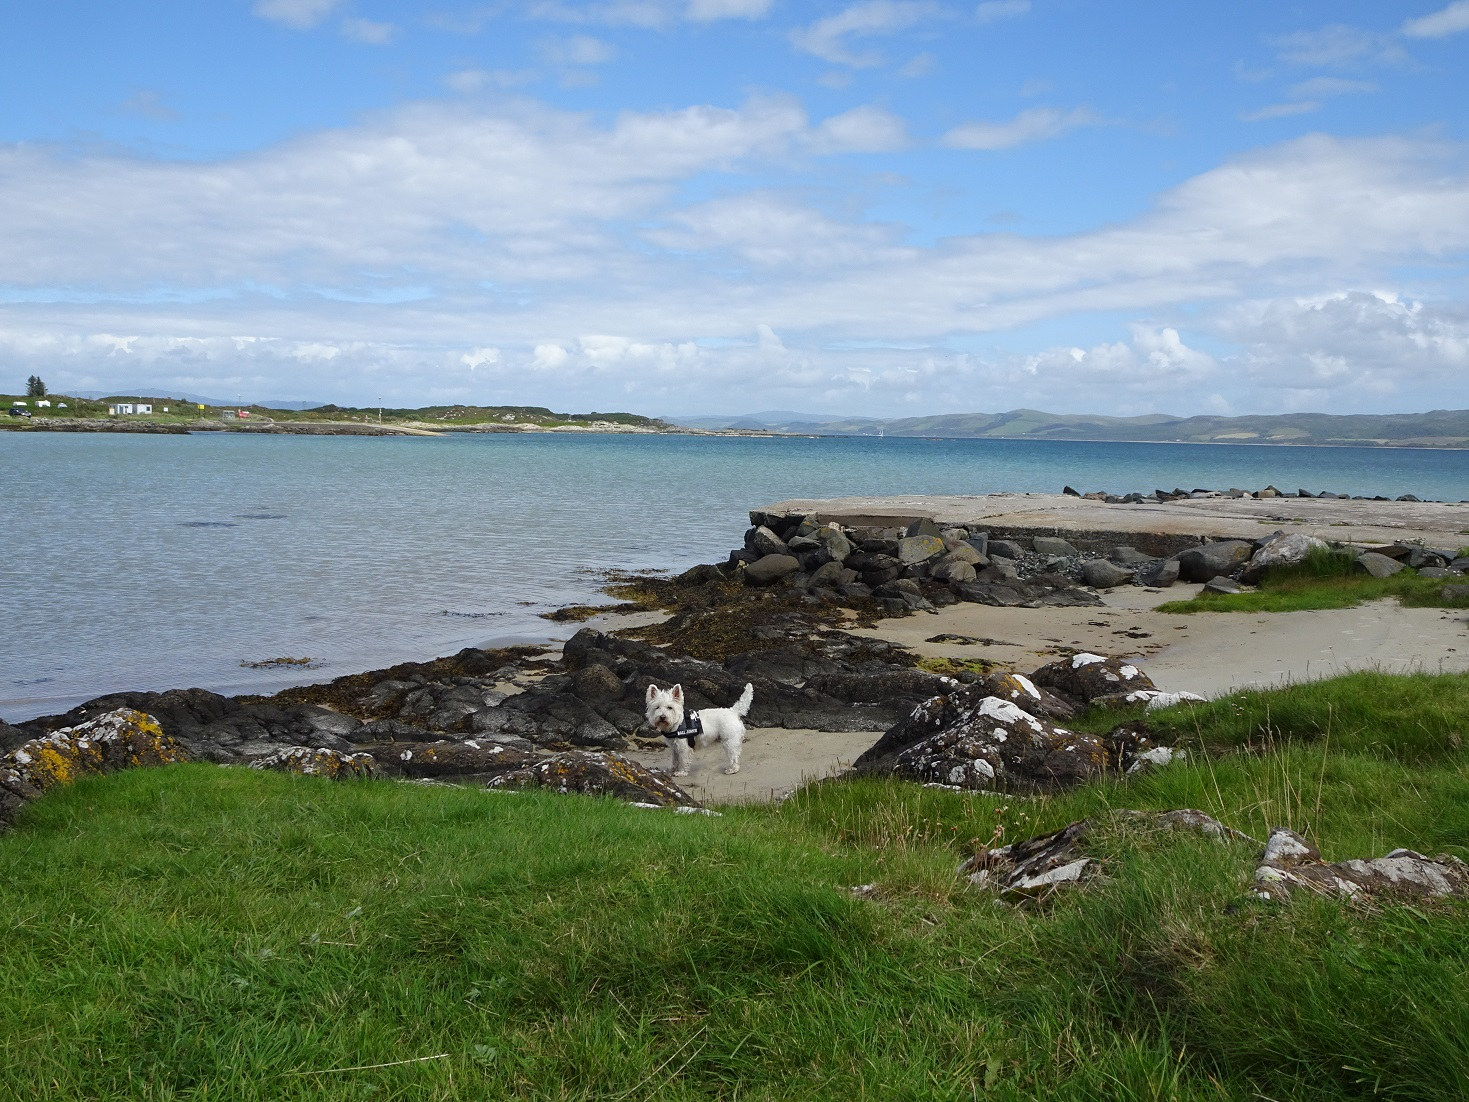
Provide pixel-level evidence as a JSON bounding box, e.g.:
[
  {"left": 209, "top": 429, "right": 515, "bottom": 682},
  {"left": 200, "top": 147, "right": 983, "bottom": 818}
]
[{"left": 644, "top": 682, "right": 754, "bottom": 777}]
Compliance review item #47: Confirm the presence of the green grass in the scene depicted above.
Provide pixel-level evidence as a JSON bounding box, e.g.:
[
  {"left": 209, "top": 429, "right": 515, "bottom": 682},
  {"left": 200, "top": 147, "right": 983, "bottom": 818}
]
[
  {"left": 1159, "top": 547, "right": 1469, "bottom": 613},
  {"left": 4, "top": 674, "right": 1469, "bottom": 1099}
]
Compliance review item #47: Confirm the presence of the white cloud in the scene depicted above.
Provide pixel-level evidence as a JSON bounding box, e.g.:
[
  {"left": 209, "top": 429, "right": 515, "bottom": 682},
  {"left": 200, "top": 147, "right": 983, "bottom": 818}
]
[
  {"left": 539, "top": 34, "right": 618, "bottom": 65},
  {"left": 812, "top": 105, "right": 910, "bottom": 152},
  {"left": 1289, "top": 76, "right": 1376, "bottom": 98},
  {"left": 685, "top": 0, "right": 773, "bottom": 21},
  {"left": 1401, "top": 1, "right": 1469, "bottom": 38},
  {"left": 252, "top": 0, "right": 343, "bottom": 30},
  {"left": 974, "top": 0, "right": 1029, "bottom": 25},
  {"left": 942, "top": 106, "right": 1100, "bottom": 150},
  {"left": 340, "top": 18, "right": 398, "bottom": 44},
  {"left": 1241, "top": 101, "right": 1320, "bottom": 123},
  {"left": 444, "top": 68, "right": 537, "bottom": 92},
  {"left": 3, "top": 99, "right": 1469, "bottom": 415},
  {"left": 790, "top": 1, "right": 939, "bottom": 67},
  {"left": 118, "top": 90, "right": 181, "bottom": 122},
  {"left": 1268, "top": 24, "right": 1405, "bottom": 68}
]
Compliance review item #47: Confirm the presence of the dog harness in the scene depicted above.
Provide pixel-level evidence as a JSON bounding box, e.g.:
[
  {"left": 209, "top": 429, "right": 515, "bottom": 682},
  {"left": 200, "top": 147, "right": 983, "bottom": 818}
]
[{"left": 664, "top": 711, "right": 702, "bottom": 748}]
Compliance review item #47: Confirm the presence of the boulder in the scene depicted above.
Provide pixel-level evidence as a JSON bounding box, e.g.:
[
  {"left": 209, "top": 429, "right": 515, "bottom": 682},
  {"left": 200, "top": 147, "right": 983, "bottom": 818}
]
[
  {"left": 886, "top": 696, "right": 1109, "bottom": 793},
  {"left": 975, "top": 671, "right": 1077, "bottom": 721},
  {"left": 486, "top": 750, "right": 696, "bottom": 806},
  {"left": 361, "top": 739, "right": 540, "bottom": 778},
  {"left": 1176, "top": 540, "right": 1254, "bottom": 582},
  {"left": 1081, "top": 559, "right": 1135, "bottom": 589},
  {"left": 988, "top": 539, "right": 1027, "bottom": 560},
  {"left": 747, "top": 525, "right": 790, "bottom": 557},
  {"left": 1251, "top": 828, "right": 1469, "bottom": 903},
  {"left": 1, "top": 709, "right": 189, "bottom": 827},
  {"left": 906, "top": 517, "right": 943, "bottom": 539},
  {"left": 896, "top": 534, "right": 945, "bottom": 565},
  {"left": 248, "top": 745, "right": 379, "bottom": 779},
  {"left": 744, "top": 554, "right": 801, "bottom": 585},
  {"left": 815, "top": 525, "right": 853, "bottom": 563},
  {"left": 1202, "top": 577, "right": 1248, "bottom": 595},
  {"left": 1240, "top": 533, "right": 1329, "bottom": 583},
  {"left": 1029, "top": 653, "right": 1156, "bottom": 705},
  {"left": 1108, "top": 546, "right": 1154, "bottom": 566},
  {"left": 963, "top": 810, "right": 1251, "bottom": 901},
  {"left": 1136, "top": 558, "right": 1180, "bottom": 587},
  {"left": 931, "top": 558, "right": 977, "bottom": 584},
  {"left": 1444, "top": 584, "right": 1469, "bottom": 602},
  {"left": 1354, "top": 552, "right": 1405, "bottom": 579},
  {"left": 1033, "top": 536, "right": 1079, "bottom": 557}
]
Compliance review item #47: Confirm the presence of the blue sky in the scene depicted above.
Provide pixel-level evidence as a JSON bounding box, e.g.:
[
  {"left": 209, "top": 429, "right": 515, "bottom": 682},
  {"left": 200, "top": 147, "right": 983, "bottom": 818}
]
[{"left": 2, "top": 1, "right": 1467, "bottom": 417}]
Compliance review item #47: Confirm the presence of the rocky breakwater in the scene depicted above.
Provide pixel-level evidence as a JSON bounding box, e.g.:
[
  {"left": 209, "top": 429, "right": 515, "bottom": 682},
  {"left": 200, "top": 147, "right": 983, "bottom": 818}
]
[
  {"left": 732, "top": 511, "right": 1106, "bottom": 612},
  {"left": 1062, "top": 482, "right": 1459, "bottom": 505}
]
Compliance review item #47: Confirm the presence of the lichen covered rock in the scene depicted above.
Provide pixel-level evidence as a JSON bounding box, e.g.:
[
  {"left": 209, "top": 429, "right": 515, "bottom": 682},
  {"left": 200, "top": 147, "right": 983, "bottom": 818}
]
[
  {"left": 890, "top": 695, "right": 1109, "bottom": 794},
  {"left": 1251, "top": 828, "right": 1469, "bottom": 903},
  {"left": 486, "top": 750, "right": 696, "bottom": 806},
  {"left": 1030, "top": 652, "right": 1156, "bottom": 704},
  {"left": 248, "top": 745, "right": 380, "bottom": 779},
  {"left": 1, "top": 708, "right": 188, "bottom": 827}
]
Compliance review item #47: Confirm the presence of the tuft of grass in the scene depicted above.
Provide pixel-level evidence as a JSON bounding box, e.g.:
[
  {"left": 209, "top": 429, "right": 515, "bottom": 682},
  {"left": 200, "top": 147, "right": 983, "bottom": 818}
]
[{"left": 1160, "top": 547, "right": 1469, "bottom": 613}]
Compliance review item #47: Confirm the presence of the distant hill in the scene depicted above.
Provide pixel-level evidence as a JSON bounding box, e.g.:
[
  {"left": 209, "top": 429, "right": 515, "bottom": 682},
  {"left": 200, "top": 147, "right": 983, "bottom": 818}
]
[{"left": 668, "top": 408, "right": 1469, "bottom": 448}]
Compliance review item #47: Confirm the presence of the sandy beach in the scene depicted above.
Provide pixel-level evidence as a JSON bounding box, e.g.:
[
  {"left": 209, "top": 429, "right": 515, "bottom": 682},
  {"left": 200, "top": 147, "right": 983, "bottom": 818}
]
[{"left": 630, "top": 494, "right": 1469, "bottom": 804}]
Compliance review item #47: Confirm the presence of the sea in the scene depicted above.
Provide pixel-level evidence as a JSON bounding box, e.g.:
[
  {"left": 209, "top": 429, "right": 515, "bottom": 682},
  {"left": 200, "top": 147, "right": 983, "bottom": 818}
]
[{"left": 3, "top": 430, "right": 1467, "bottom": 722}]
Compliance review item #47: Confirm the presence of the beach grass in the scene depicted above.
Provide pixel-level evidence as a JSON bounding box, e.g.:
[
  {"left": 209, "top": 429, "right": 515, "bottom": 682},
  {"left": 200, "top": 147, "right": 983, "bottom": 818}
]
[
  {"left": 4, "top": 674, "right": 1469, "bottom": 1100},
  {"left": 1158, "top": 548, "right": 1469, "bottom": 613}
]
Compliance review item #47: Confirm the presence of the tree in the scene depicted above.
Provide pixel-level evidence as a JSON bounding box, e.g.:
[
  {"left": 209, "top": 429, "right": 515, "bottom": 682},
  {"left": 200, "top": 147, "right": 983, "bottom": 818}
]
[{"left": 25, "top": 375, "right": 46, "bottom": 398}]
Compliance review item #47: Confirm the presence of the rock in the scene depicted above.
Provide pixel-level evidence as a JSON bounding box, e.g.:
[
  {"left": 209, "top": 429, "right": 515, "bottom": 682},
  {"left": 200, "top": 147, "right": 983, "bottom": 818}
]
[
  {"left": 1202, "top": 577, "right": 1248, "bottom": 595},
  {"left": 744, "top": 554, "right": 801, "bottom": 585},
  {"left": 1177, "top": 540, "right": 1254, "bottom": 582},
  {"left": 1251, "top": 828, "right": 1469, "bottom": 902},
  {"left": 1354, "top": 552, "right": 1405, "bottom": 578},
  {"left": 1033, "top": 536, "right": 1079, "bottom": 557},
  {"left": 896, "top": 534, "right": 945, "bottom": 565},
  {"left": 941, "top": 540, "right": 984, "bottom": 565},
  {"left": 361, "top": 739, "right": 539, "bottom": 778},
  {"left": 988, "top": 539, "right": 1027, "bottom": 560},
  {"left": 906, "top": 517, "right": 943, "bottom": 539},
  {"left": 862, "top": 693, "right": 1109, "bottom": 794},
  {"left": 1029, "top": 653, "right": 1155, "bottom": 705},
  {"left": 1136, "top": 558, "right": 1180, "bottom": 587},
  {"left": 486, "top": 750, "right": 696, "bottom": 806},
  {"left": 963, "top": 810, "right": 1251, "bottom": 901},
  {"left": 1124, "top": 745, "right": 1187, "bottom": 773},
  {"left": 931, "top": 557, "right": 978, "bottom": 584},
  {"left": 1, "top": 709, "right": 189, "bottom": 827},
  {"left": 1081, "top": 559, "right": 1135, "bottom": 589},
  {"left": 1443, "top": 584, "right": 1469, "bottom": 602},
  {"left": 747, "top": 525, "right": 790, "bottom": 557},
  {"left": 976, "top": 670, "right": 1078, "bottom": 721},
  {"left": 1240, "top": 533, "right": 1329, "bottom": 583},
  {"left": 814, "top": 525, "right": 853, "bottom": 563},
  {"left": 248, "top": 745, "right": 380, "bottom": 779},
  {"left": 1108, "top": 546, "right": 1154, "bottom": 566},
  {"left": 676, "top": 563, "right": 727, "bottom": 586},
  {"left": 807, "top": 560, "right": 847, "bottom": 589}
]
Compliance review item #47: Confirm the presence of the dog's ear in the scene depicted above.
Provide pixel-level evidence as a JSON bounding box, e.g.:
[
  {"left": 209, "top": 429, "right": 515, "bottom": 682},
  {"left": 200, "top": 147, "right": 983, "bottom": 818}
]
[
  {"left": 645, "top": 683, "right": 660, "bottom": 704},
  {"left": 671, "top": 684, "right": 683, "bottom": 702}
]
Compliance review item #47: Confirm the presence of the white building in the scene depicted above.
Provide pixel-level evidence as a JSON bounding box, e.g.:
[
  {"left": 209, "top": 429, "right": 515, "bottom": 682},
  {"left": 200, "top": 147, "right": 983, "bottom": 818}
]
[{"left": 109, "top": 402, "right": 154, "bottom": 415}]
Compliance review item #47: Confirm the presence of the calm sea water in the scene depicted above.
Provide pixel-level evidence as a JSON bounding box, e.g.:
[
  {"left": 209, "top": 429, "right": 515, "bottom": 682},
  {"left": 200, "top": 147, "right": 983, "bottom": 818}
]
[{"left": 3, "top": 430, "right": 1467, "bottom": 721}]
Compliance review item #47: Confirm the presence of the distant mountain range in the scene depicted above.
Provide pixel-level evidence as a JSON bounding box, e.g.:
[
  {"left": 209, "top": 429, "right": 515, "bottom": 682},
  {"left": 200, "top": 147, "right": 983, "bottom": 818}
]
[{"left": 670, "top": 408, "right": 1469, "bottom": 448}]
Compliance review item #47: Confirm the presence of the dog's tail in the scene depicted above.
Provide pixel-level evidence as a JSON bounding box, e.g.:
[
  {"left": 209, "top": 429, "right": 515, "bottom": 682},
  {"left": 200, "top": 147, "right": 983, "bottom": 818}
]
[{"left": 733, "top": 682, "right": 754, "bottom": 717}]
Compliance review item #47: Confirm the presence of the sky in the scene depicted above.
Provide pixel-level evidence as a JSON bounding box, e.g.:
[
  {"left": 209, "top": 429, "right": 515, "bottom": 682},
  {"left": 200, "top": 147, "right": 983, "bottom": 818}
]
[{"left": 1, "top": 2, "right": 1467, "bottom": 419}]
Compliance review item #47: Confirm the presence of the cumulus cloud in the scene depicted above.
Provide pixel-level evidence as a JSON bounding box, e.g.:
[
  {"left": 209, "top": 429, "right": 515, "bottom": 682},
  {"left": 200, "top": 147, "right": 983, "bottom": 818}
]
[
  {"left": 685, "top": 0, "right": 773, "bottom": 21},
  {"left": 340, "top": 18, "right": 398, "bottom": 44},
  {"left": 812, "top": 105, "right": 910, "bottom": 152},
  {"left": 1401, "top": 1, "right": 1469, "bottom": 38},
  {"left": 942, "top": 106, "right": 1100, "bottom": 149},
  {"left": 790, "top": 1, "right": 939, "bottom": 67},
  {"left": 1268, "top": 23, "right": 1406, "bottom": 68},
  {"left": 539, "top": 33, "right": 618, "bottom": 65},
  {"left": 3, "top": 99, "right": 1469, "bottom": 414},
  {"left": 253, "top": 0, "right": 343, "bottom": 30},
  {"left": 974, "top": 0, "right": 1029, "bottom": 25}
]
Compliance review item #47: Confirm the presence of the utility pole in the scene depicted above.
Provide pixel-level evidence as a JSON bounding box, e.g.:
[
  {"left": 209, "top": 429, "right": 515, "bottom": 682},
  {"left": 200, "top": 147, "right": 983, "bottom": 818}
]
[{"left": 378, "top": 397, "right": 383, "bottom": 423}]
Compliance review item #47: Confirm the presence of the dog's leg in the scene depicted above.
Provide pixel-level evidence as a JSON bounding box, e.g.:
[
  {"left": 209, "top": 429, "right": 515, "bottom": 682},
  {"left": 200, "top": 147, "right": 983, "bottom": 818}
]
[
  {"left": 671, "top": 740, "right": 690, "bottom": 777},
  {"left": 722, "top": 731, "right": 742, "bottom": 775}
]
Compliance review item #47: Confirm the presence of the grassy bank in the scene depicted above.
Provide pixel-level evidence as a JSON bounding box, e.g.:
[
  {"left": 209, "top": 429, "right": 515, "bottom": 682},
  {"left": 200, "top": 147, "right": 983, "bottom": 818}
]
[
  {"left": 1159, "top": 548, "right": 1469, "bottom": 614},
  {"left": 4, "top": 673, "right": 1469, "bottom": 1100}
]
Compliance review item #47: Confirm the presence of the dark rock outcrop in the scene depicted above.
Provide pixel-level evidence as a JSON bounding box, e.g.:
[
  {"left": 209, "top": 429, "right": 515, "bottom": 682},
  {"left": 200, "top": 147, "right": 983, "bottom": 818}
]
[
  {"left": 486, "top": 750, "right": 696, "bottom": 806},
  {"left": 1251, "top": 829, "right": 1469, "bottom": 903}
]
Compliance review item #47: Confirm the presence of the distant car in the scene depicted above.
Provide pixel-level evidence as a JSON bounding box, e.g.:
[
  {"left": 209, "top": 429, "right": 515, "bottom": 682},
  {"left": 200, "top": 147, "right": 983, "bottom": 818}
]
[{"left": 8, "top": 407, "right": 30, "bottom": 417}]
